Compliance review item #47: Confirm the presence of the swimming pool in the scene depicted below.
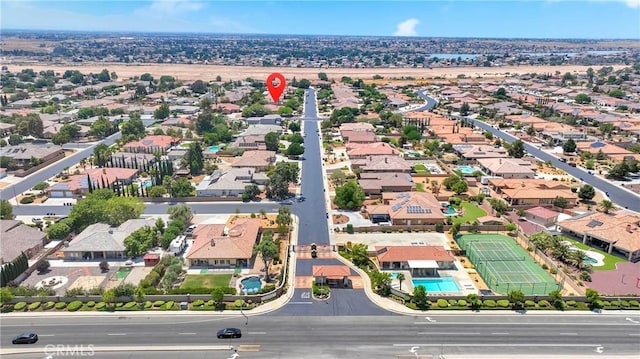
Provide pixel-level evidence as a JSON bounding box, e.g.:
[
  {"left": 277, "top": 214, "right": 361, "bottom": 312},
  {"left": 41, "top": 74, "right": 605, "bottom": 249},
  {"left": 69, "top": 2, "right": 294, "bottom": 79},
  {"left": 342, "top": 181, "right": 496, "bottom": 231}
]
[
  {"left": 141, "top": 179, "right": 153, "bottom": 188},
  {"left": 456, "top": 165, "right": 476, "bottom": 175},
  {"left": 412, "top": 277, "right": 461, "bottom": 292},
  {"left": 240, "top": 276, "right": 262, "bottom": 294},
  {"left": 208, "top": 145, "right": 220, "bottom": 152},
  {"left": 442, "top": 205, "right": 457, "bottom": 215}
]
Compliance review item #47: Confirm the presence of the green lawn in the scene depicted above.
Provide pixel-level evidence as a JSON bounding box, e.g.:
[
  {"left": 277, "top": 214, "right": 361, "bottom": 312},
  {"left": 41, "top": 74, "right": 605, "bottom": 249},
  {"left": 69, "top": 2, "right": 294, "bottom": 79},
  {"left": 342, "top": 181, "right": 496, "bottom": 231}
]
[
  {"left": 451, "top": 201, "right": 487, "bottom": 225},
  {"left": 414, "top": 164, "right": 429, "bottom": 174},
  {"left": 180, "top": 274, "right": 232, "bottom": 288},
  {"left": 416, "top": 182, "right": 425, "bottom": 192},
  {"left": 559, "top": 236, "right": 627, "bottom": 271}
]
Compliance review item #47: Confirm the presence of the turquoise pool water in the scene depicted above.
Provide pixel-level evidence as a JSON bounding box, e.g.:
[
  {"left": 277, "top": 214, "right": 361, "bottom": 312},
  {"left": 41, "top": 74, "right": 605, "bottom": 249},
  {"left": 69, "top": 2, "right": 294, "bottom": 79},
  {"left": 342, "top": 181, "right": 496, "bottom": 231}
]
[
  {"left": 141, "top": 179, "right": 153, "bottom": 188},
  {"left": 584, "top": 256, "right": 598, "bottom": 265},
  {"left": 390, "top": 272, "right": 399, "bottom": 279},
  {"left": 241, "top": 276, "right": 262, "bottom": 293},
  {"left": 456, "top": 165, "right": 475, "bottom": 174},
  {"left": 443, "top": 205, "right": 457, "bottom": 215},
  {"left": 208, "top": 145, "right": 220, "bottom": 152},
  {"left": 412, "top": 277, "right": 461, "bottom": 292}
]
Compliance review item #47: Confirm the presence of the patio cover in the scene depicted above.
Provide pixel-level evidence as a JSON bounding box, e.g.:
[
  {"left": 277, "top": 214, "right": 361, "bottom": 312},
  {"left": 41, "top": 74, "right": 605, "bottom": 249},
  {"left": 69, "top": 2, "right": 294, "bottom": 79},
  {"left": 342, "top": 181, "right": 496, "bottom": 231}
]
[{"left": 406, "top": 260, "right": 439, "bottom": 269}]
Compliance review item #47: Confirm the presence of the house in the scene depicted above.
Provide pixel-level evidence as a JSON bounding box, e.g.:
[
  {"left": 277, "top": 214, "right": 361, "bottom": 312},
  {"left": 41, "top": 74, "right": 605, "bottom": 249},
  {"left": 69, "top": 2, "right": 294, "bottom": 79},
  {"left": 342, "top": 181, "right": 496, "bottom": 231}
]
[
  {"left": 47, "top": 167, "right": 138, "bottom": 198},
  {"left": 375, "top": 246, "right": 455, "bottom": 277},
  {"left": 185, "top": 218, "right": 261, "bottom": 268},
  {"left": 366, "top": 192, "right": 445, "bottom": 225},
  {"left": 61, "top": 218, "right": 156, "bottom": 260},
  {"left": 456, "top": 145, "right": 509, "bottom": 160},
  {"left": 0, "top": 144, "right": 65, "bottom": 169},
  {"left": 358, "top": 172, "right": 415, "bottom": 195},
  {"left": 339, "top": 122, "right": 375, "bottom": 132},
  {"left": 245, "top": 114, "right": 282, "bottom": 125},
  {"left": 167, "top": 148, "right": 188, "bottom": 162},
  {"left": 196, "top": 168, "right": 267, "bottom": 197},
  {"left": 123, "top": 135, "right": 179, "bottom": 153},
  {"left": 351, "top": 155, "right": 412, "bottom": 173},
  {"left": 341, "top": 130, "right": 377, "bottom": 143},
  {"left": 558, "top": 210, "right": 640, "bottom": 262},
  {"left": 230, "top": 135, "right": 267, "bottom": 150},
  {"left": 489, "top": 178, "right": 578, "bottom": 208},
  {"left": 525, "top": 206, "right": 560, "bottom": 227},
  {"left": 347, "top": 142, "right": 399, "bottom": 159},
  {"left": 240, "top": 124, "right": 283, "bottom": 137},
  {"left": 231, "top": 150, "right": 276, "bottom": 171},
  {"left": 313, "top": 265, "right": 351, "bottom": 287},
  {"left": 476, "top": 216, "right": 508, "bottom": 225},
  {"left": 0, "top": 122, "right": 17, "bottom": 136},
  {"left": 143, "top": 253, "right": 161, "bottom": 267},
  {"left": 0, "top": 220, "right": 47, "bottom": 265},
  {"left": 477, "top": 158, "right": 535, "bottom": 179}
]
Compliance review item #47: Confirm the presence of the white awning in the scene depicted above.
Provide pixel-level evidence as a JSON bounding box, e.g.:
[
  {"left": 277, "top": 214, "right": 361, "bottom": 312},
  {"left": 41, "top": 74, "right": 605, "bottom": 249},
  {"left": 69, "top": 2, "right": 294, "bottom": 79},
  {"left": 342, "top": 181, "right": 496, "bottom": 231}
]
[{"left": 407, "top": 260, "right": 439, "bottom": 269}]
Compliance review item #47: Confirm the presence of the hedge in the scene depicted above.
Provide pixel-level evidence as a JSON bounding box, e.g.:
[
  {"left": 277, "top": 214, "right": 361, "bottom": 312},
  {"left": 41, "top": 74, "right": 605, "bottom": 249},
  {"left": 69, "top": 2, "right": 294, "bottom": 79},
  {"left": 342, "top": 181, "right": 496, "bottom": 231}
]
[
  {"left": 457, "top": 299, "right": 467, "bottom": 307},
  {"left": 28, "top": 302, "right": 41, "bottom": 311},
  {"left": 153, "top": 300, "right": 165, "bottom": 307},
  {"left": 538, "top": 300, "right": 550, "bottom": 308},
  {"left": 143, "top": 301, "right": 153, "bottom": 309},
  {"left": 67, "top": 301, "right": 83, "bottom": 312},
  {"left": 123, "top": 302, "right": 138, "bottom": 309},
  {"left": 164, "top": 301, "right": 175, "bottom": 310},
  {"left": 14, "top": 302, "right": 27, "bottom": 311},
  {"left": 483, "top": 299, "right": 496, "bottom": 308},
  {"left": 405, "top": 302, "right": 418, "bottom": 310},
  {"left": 43, "top": 301, "right": 56, "bottom": 310},
  {"left": 497, "top": 300, "right": 510, "bottom": 308},
  {"left": 524, "top": 300, "right": 536, "bottom": 307},
  {"left": 86, "top": 301, "right": 96, "bottom": 308},
  {"left": 629, "top": 300, "right": 639, "bottom": 307},
  {"left": 55, "top": 302, "right": 67, "bottom": 310},
  {"left": 234, "top": 299, "right": 245, "bottom": 308},
  {"left": 95, "top": 302, "right": 106, "bottom": 310},
  {"left": 192, "top": 299, "right": 205, "bottom": 307},
  {"left": 437, "top": 299, "right": 449, "bottom": 308},
  {"left": 566, "top": 300, "right": 577, "bottom": 307}
]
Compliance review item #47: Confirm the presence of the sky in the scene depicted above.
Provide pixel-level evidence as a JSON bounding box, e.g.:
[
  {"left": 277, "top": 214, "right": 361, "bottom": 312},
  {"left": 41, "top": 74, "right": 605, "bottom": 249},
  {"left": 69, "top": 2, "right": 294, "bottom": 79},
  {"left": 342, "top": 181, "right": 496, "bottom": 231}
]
[{"left": 1, "top": 0, "right": 639, "bottom": 39}]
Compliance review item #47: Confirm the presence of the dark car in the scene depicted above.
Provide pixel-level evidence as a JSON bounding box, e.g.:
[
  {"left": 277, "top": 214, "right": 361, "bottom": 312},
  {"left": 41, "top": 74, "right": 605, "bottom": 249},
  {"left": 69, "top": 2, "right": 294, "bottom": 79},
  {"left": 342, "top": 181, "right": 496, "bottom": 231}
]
[
  {"left": 280, "top": 200, "right": 293, "bottom": 205},
  {"left": 217, "top": 328, "right": 242, "bottom": 339},
  {"left": 12, "top": 333, "right": 38, "bottom": 344}
]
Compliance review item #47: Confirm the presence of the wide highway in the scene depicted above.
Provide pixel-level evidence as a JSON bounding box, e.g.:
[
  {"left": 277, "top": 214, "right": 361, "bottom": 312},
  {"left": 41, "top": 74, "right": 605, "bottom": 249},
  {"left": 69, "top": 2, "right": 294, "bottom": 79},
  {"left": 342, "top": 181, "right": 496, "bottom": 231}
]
[{"left": 1, "top": 312, "right": 638, "bottom": 358}]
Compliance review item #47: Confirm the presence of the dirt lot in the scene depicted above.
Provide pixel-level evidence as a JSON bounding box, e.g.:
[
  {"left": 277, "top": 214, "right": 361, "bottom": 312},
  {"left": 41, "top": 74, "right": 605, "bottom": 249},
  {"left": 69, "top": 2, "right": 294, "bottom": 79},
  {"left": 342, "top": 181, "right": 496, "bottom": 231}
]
[{"left": 4, "top": 63, "right": 627, "bottom": 82}]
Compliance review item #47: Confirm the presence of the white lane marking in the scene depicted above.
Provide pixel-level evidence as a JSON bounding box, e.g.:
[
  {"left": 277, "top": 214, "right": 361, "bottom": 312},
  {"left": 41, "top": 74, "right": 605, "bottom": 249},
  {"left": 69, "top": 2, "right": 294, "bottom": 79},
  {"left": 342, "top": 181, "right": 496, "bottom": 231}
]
[
  {"left": 412, "top": 321, "right": 628, "bottom": 326},
  {"left": 247, "top": 332, "right": 266, "bottom": 335},
  {"left": 107, "top": 333, "right": 127, "bottom": 336},
  {"left": 288, "top": 302, "right": 312, "bottom": 304},
  {"left": 629, "top": 333, "right": 640, "bottom": 336},
  {"left": 559, "top": 332, "right": 578, "bottom": 336},
  {"left": 492, "top": 332, "right": 509, "bottom": 335},
  {"left": 38, "top": 334, "right": 55, "bottom": 337},
  {"left": 417, "top": 332, "right": 480, "bottom": 335},
  {"left": 178, "top": 333, "right": 197, "bottom": 335},
  {"left": 393, "top": 344, "right": 601, "bottom": 347},
  {"left": 625, "top": 317, "right": 640, "bottom": 324}
]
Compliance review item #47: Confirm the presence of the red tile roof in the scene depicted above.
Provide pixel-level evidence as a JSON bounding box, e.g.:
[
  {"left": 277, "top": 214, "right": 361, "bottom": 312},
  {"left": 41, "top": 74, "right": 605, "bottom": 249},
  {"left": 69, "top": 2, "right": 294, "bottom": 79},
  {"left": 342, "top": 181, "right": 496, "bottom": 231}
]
[{"left": 375, "top": 246, "right": 454, "bottom": 262}]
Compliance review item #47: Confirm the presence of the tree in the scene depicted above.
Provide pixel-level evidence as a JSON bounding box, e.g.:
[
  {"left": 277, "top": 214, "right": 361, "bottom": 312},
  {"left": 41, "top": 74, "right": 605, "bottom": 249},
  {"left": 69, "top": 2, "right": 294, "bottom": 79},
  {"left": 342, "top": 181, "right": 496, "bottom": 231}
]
[
  {"left": 396, "top": 272, "right": 406, "bottom": 292},
  {"left": 562, "top": 138, "right": 577, "bottom": 154},
  {"left": 89, "top": 116, "right": 115, "bottom": 138},
  {"left": 253, "top": 230, "right": 279, "bottom": 282},
  {"left": 120, "top": 116, "right": 146, "bottom": 139},
  {"left": 154, "top": 103, "right": 170, "bottom": 120},
  {"left": 46, "top": 221, "right": 72, "bottom": 240},
  {"left": 99, "top": 261, "right": 110, "bottom": 272},
  {"left": 578, "top": 184, "right": 595, "bottom": 201},
  {"left": 442, "top": 175, "right": 461, "bottom": 190},
  {"left": 168, "top": 204, "right": 193, "bottom": 224},
  {"left": 329, "top": 170, "right": 347, "bottom": 187},
  {"left": 36, "top": 260, "right": 50, "bottom": 273},
  {"left": 276, "top": 206, "right": 292, "bottom": 228},
  {"left": 507, "top": 290, "right": 525, "bottom": 309},
  {"left": 264, "top": 132, "right": 280, "bottom": 151},
  {"left": 553, "top": 197, "right": 568, "bottom": 209},
  {"left": 333, "top": 180, "right": 365, "bottom": 210},
  {"left": 460, "top": 102, "right": 470, "bottom": 116},
  {"left": 412, "top": 285, "right": 428, "bottom": 309},
  {"left": 104, "top": 197, "right": 145, "bottom": 226},
  {"left": 607, "top": 89, "right": 625, "bottom": 98},
  {"left": 185, "top": 142, "right": 204, "bottom": 175},
  {"left": 574, "top": 93, "right": 591, "bottom": 104},
  {"left": 508, "top": 140, "right": 525, "bottom": 158},
  {"left": 211, "top": 288, "right": 225, "bottom": 307},
  {"left": 288, "top": 121, "right": 301, "bottom": 132},
  {"left": 148, "top": 185, "right": 167, "bottom": 198},
  {"left": 451, "top": 180, "right": 468, "bottom": 195},
  {"left": 350, "top": 243, "right": 370, "bottom": 269},
  {"left": 190, "top": 80, "right": 208, "bottom": 94},
  {"left": 171, "top": 178, "right": 195, "bottom": 197},
  {"left": 123, "top": 226, "right": 158, "bottom": 258},
  {"left": 488, "top": 198, "right": 508, "bottom": 215},
  {"left": 93, "top": 143, "right": 112, "bottom": 168},
  {"left": 598, "top": 199, "right": 614, "bottom": 214},
  {"left": 548, "top": 290, "right": 564, "bottom": 310},
  {"left": 102, "top": 289, "right": 116, "bottom": 309},
  {"left": 0, "top": 287, "right": 14, "bottom": 305},
  {"left": 244, "top": 184, "right": 260, "bottom": 199},
  {"left": 0, "top": 200, "right": 14, "bottom": 219},
  {"left": 318, "top": 72, "right": 328, "bottom": 81},
  {"left": 467, "top": 293, "right": 481, "bottom": 310},
  {"left": 286, "top": 142, "right": 305, "bottom": 157},
  {"left": 369, "top": 270, "right": 392, "bottom": 296}
]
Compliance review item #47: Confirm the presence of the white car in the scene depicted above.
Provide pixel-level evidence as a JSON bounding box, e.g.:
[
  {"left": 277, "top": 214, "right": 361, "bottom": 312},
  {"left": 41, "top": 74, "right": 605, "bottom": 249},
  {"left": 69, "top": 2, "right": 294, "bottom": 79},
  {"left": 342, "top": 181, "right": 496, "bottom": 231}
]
[{"left": 31, "top": 217, "right": 42, "bottom": 223}]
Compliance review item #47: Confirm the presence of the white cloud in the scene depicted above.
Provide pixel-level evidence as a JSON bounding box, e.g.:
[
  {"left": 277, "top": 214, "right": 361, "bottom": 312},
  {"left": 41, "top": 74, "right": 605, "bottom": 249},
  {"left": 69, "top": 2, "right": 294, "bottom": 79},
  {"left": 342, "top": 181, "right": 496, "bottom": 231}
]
[
  {"left": 393, "top": 18, "right": 419, "bottom": 37},
  {"left": 145, "top": 0, "right": 206, "bottom": 16}
]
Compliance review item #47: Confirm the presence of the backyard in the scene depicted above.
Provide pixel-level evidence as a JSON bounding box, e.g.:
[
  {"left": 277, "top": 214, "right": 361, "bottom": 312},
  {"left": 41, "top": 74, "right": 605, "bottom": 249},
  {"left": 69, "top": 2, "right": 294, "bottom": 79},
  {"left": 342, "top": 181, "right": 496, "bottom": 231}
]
[
  {"left": 414, "top": 164, "right": 430, "bottom": 174},
  {"left": 560, "top": 236, "right": 627, "bottom": 271},
  {"left": 180, "top": 274, "right": 232, "bottom": 289},
  {"left": 451, "top": 201, "right": 487, "bottom": 225}
]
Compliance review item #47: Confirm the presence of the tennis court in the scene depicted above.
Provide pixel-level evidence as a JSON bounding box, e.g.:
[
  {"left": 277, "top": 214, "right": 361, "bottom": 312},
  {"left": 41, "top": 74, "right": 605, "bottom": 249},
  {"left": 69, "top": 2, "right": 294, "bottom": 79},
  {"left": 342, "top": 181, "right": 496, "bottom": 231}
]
[{"left": 458, "top": 234, "right": 559, "bottom": 295}]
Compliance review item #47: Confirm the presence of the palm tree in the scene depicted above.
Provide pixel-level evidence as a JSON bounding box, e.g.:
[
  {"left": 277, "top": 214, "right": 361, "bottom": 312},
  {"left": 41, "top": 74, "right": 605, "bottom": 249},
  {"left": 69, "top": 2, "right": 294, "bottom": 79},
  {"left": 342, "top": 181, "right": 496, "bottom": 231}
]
[
  {"left": 599, "top": 199, "right": 614, "bottom": 214},
  {"left": 571, "top": 250, "right": 589, "bottom": 270},
  {"left": 396, "top": 273, "right": 406, "bottom": 291},
  {"left": 552, "top": 243, "right": 571, "bottom": 264}
]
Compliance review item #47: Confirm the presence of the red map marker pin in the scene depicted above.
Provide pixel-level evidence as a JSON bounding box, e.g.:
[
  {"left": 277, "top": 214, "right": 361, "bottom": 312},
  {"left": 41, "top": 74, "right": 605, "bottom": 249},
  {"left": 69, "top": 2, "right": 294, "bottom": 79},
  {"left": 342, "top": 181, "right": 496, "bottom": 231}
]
[{"left": 266, "top": 73, "right": 286, "bottom": 103}]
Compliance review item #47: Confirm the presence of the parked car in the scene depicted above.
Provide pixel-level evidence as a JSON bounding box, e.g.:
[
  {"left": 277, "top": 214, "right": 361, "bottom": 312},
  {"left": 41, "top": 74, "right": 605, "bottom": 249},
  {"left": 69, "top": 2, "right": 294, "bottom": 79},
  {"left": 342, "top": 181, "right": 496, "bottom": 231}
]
[
  {"left": 185, "top": 224, "right": 197, "bottom": 234},
  {"left": 280, "top": 200, "right": 293, "bottom": 205},
  {"left": 12, "top": 333, "right": 38, "bottom": 344},
  {"left": 559, "top": 158, "right": 567, "bottom": 163},
  {"left": 31, "top": 217, "right": 42, "bottom": 223},
  {"left": 296, "top": 196, "right": 306, "bottom": 202},
  {"left": 568, "top": 162, "right": 577, "bottom": 167},
  {"left": 217, "top": 328, "right": 242, "bottom": 339}
]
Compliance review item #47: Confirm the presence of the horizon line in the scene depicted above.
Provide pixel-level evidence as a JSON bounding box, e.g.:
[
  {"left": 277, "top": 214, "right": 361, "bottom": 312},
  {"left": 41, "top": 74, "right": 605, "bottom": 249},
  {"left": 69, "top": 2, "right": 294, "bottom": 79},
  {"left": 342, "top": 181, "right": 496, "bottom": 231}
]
[{"left": 2, "top": 28, "right": 639, "bottom": 42}]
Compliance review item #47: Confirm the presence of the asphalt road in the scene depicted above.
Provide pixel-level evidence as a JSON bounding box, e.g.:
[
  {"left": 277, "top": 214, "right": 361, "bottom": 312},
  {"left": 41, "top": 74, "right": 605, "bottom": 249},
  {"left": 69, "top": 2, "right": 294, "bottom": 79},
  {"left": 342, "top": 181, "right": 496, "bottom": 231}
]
[
  {"left": 0, "top": 132, "right": 122, "bottom": 201},
  {"left": 468, "top": 117, "right": 640, "bottom": 212},
  {"left": 2, "top": 313, "right": 638, "bottom": 358},
  {"left": 416, "top": 90, "right": 439, "bottom": 111}
]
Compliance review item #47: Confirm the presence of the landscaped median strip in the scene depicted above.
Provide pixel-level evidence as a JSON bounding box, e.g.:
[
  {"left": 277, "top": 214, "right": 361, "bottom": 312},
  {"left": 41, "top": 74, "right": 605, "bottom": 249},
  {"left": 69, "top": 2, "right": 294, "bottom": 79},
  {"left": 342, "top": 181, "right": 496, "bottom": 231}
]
[{"left": 1, "top": 345, "right": 260, "bottom": 356}]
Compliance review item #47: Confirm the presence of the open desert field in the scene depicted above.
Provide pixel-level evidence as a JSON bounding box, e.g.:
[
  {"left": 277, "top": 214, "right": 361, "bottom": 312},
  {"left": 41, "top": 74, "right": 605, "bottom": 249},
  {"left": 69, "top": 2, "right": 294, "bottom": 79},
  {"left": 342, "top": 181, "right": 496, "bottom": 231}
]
[{"left": 3, "top": 63, "right": 627, "bottom": 82}]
